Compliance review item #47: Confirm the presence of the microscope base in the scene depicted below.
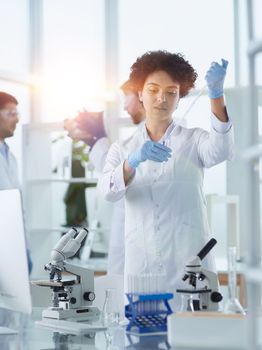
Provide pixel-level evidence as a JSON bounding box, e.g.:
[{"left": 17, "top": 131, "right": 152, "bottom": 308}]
[{"left": 42, "top": 306, "right": 100, "bottom": 320}]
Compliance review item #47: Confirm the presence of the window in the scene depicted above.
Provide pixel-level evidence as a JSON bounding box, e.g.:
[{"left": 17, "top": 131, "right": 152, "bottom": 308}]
[
  {"left": 41, "top": 0, "right": 105, "bottom": 122},
  {"left": 0, "top": 0, "right": 29, "bottom": 74},
  {"left": 118, "top": 0, "right": 235, "bottom": 89}
]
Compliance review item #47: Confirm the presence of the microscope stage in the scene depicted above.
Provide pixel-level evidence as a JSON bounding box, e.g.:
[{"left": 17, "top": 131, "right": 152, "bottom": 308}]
[
  {"left": 176, "top": 288, "right": 212, "bottom": 294},
  {"left": 31, "top": 279, "right": 76, "bottom": 287}
]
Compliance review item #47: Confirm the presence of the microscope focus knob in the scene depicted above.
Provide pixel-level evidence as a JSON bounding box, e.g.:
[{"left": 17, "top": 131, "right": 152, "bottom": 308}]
[
  {"left": 83, "top": 291, "right": 95, "bottom": 302},
  {"left": 211, "top": 291, "right": 223, "bottom": 303},
  {"left": 70, "top": 297, "right": 77, "bottom": 304}
]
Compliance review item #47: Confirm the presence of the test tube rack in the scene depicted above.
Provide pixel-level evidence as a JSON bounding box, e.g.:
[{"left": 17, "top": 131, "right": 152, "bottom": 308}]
[{"left": 125, "top": 292, "right": 173, "bottom": 335}]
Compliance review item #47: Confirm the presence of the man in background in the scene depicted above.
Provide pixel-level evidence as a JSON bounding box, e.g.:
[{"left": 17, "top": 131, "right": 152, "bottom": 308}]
[
  {"left": 0, "top": 91, "right": 33, "bottom": 273},
  {"left": 64, "top": 80, "right": 145, "bottom": 274},
  {"left": 0, "top": 92, "right": 20, "bottom": 189}
]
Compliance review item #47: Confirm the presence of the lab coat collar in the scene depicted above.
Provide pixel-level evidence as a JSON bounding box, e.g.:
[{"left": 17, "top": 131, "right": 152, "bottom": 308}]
[
  {"left": 0, "top": 141, "right": 9, "bottom": 160},
  {"left": 141, "top": 119, "right": 179, "bottom": 143}
]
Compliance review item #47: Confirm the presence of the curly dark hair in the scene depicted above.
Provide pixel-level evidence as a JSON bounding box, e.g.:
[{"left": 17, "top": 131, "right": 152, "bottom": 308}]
[{"left": 129, "top": 50, "right": 197, "bottom": 98}]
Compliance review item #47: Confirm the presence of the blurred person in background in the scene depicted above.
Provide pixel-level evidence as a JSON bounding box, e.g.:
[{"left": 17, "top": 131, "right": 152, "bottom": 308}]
[
  {"left": 0, "top": 91, "right": 32, "bottom": 331},
  {"left": 64, "top": 80, "right": 145, "bottom": 273},
  {"left": 0, "top": 91, "right": 33, "bottom": 274}
]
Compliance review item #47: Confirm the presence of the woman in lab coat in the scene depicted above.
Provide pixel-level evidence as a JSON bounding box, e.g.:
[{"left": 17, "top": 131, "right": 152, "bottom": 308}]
[{"left": 100, "top": 51, "right": 233, "bottom": 309}]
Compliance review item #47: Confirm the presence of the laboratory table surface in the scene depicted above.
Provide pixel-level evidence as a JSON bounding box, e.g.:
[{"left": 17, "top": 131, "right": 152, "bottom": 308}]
[
  {"left": 0, "top": 307, "right": 170, "bottom": 350},
  {"left": 0, "top": 308, "right": 253, "bottom": 350}
]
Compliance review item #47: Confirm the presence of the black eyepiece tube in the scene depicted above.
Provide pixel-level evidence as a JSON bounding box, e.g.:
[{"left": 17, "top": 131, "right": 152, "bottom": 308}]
[{"left": 197, "top": 238, "right": 217, "bottom": 261}]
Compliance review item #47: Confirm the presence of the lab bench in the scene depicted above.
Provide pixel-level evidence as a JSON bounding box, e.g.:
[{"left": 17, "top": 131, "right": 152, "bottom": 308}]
[
  {"left": 27, "top": 258, "right": 247, "bottom": 349},
  {"left": 0, "top": 307, "right": 170, "bottom": 350},
  {"left": 0, "top": 307, "right": 251, "bottom": 350}
]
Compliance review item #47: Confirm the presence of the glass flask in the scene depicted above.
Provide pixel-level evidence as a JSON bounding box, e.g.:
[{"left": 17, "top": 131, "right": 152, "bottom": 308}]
[
  {"left": 224, "top": 246, "right": 246, "bottom": 314},
  {"left": 102, "top": 288, "right": 120, "bottom": 326}
]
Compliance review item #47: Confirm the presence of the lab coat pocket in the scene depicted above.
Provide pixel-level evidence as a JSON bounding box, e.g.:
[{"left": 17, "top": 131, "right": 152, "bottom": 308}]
[
  {"left": 173, "top": 211, "right": 209, "bottom": 269},
  {"left": 125, "top": 220, "right": 148, "bottom": 273}
]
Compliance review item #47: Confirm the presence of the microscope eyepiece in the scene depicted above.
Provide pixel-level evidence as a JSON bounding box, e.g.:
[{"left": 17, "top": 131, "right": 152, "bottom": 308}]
[{"left": 197, "top": 238, "right": 217, "bottom": 261}]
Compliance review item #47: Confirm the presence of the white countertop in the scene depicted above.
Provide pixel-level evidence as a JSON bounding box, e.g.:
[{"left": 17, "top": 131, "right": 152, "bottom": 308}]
[{"left": 0, "top": 308, "right": 170, "bottom": 350}]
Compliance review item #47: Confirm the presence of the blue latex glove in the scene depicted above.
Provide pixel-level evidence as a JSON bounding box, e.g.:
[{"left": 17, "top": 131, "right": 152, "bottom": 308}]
[
  {"left": 128, "top": 140, "right": 172, "bottom": 169},
  {"left": 205, "top": 59, "right": 228, "bottom": 99},
  {"left": 76, "top": 110, "right": 107, "bottom": 148}
]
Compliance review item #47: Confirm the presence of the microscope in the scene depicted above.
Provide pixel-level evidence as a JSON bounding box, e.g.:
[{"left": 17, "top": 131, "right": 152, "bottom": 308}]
[
  {"left": 34, "top": 227, "right": 100, "bottom": 320},
  {"left": 176, "top": 238, "right": 223, "bottom": 312}
]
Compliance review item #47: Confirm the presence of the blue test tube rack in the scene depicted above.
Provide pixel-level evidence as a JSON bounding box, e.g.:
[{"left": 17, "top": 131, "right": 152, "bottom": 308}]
[{"left": 125, "top": 292, "right": 173, "bottom": 334}]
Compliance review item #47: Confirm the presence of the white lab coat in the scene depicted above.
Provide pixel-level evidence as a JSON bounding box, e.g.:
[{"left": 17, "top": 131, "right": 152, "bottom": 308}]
[
  {"left": 100, "top": 119, "right": 234, "bottom": 309},
  {"left": 0, "top": 143, "right": 20, "bottom": 190},
  {"left": 0, "top": 143, "right": 25, "bottom": 327},
  {"left": 89, "top": 137, "right": 125, "bottom": 274},
  {"left": 0, "top": 143, "right": 34, "bottom": 277}
]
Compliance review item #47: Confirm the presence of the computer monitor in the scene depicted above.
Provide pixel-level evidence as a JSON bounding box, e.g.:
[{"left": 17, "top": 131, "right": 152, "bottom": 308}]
[{"left": 0, "top": 189, "right": 32, "bottom": 334}]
